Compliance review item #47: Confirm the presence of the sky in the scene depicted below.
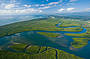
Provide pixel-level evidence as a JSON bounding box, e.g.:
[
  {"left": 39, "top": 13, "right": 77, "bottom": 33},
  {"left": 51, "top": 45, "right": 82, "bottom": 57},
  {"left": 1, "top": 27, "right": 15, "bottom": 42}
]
[{"left": 0, "top": 0, "right": 90, "bottom": 15}]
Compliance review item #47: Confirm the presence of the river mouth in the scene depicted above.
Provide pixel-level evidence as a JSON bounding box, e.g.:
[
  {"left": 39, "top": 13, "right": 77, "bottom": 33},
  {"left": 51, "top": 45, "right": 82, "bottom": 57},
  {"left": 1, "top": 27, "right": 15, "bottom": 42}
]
[{"left": 0, "top": 21, "right": 89, "bottom": 59}]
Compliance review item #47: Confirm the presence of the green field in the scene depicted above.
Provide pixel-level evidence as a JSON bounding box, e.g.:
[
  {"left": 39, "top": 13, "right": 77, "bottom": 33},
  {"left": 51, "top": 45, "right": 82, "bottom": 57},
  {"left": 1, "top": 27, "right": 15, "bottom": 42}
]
[
  {"left": 0, "top": 18, "right": 62, "bottom": 37},
  {"left": 71, "top": 38, "right": 88, "bottom": 48},
  {"left": 0, "top": 18, "right": 87, "bottom": 37},
  {"left": 64, "top": 20, "right": 90, "bottom": 37},
  {"left": 9, "top": 44, "right": 27, "bottom": 51},
  {"left": 59, "top": 19, "right": 81, "bottom": 27},
  {"left": 0, "top": 18, "right": 90, "bottom": 59},
  {"left": 37, "top": 32, "right": 60, "bottom": 37},
  {"left": 0, "top": 44, "right": 83, "bottom": 59}
]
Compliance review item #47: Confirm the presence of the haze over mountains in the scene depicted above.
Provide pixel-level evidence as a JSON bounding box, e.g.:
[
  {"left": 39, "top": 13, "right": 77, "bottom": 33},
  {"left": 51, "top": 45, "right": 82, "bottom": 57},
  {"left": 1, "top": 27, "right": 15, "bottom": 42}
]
[
  {"left": 0, "top": 11, "right": 90, "bottom": 26},
  {"left": 0, "top": 14, "right": 48, "bottom": 26},
  {"left": 55, "top": 12, "right": 90, "bottom": 20}
]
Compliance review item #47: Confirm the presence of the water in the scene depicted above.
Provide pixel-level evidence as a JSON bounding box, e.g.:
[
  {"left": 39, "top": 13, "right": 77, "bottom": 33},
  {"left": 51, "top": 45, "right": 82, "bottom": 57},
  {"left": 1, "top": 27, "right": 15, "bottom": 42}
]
[{"left": 0, "top": 20, "right": 89, "bottom": 59}]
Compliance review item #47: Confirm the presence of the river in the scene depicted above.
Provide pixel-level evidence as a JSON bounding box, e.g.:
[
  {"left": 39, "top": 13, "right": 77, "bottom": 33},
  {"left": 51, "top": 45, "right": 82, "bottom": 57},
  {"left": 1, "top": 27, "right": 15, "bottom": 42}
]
[{"left": 0, "top": 21, "right": 90, "bottom": 59}]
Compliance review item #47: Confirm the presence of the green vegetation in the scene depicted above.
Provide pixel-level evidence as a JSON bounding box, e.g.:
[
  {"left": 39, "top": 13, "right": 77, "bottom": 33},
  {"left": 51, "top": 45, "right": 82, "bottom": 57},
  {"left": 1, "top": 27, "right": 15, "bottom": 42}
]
[
  {"left": 0, "top": 18, "right": 63, "bottom": 37},
  {"left": 59, "top": 19, "right": 83, "bottom": 32},
  {"left": 37, "top": 32, "right": 60, "bottom": 37},
  {"left": 57, "top": 49, "right": 83, "bottom": 59},
  {"left": 64, "top": 20, "right": 90, "bottom": 37},
  {"left": 0, "top": 18, "right": 90, "bottom": 59},
  {"left": 60, "top": 19, "right": 90, "bottom": 49},
  {"left": 71, "top": 38, "right": 88, "bottom": 48},
  {"left": 26, "top": 45, "right": 40, "bottom": 54},
  {"left": 65, "top": 32, "right": 90, "bottom": 37},
  {"left": 0, "top": 18, "right": 85, "bottom": 37},
  {"left": 61, "top": 27, "right": 83, "bottom": 32},
  {"left": 59, "top": 20, "right": 81, "bottom": 27},
  {"left": 9, "top": 44, "right": 27, "bottom": 51},
  {"left": 0, "top": 44, "right": 84, "bottom": 59},
  {"left": 65, "top": 33, "right": 86, "bottom": 37}
]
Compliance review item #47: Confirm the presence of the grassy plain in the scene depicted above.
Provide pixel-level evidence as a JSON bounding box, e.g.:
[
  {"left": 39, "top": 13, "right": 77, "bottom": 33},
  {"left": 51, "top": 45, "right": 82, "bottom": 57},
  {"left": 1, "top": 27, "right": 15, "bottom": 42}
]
[
  {"left": 0, "top": 44, "right": 84, "bottom": 59},
  {"left": 0, "top": 18, "right": 86, "bottom": 37},
  {"left": 71, "top": 38, "right": 88, "bottom": 48},
  {"left": 37, "top": 32, "right": 60, "bottom": 37}
]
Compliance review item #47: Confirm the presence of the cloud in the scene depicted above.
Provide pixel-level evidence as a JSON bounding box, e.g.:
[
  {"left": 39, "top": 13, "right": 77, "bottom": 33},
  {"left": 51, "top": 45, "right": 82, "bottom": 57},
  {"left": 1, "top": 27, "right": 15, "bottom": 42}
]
[
  {"left": 39, "top": 6, "right": 50, "bottom": 9},
  {"left": 67, "top": 8, "right": 75, "bottom": 11},
  {"left": 34, "top": 4, "right": 40, "bottom": 7},
  {"left": 24, "top": 5, "right": 31, "bottom": 8},
  {"left": 40, "top": 4, "right": 45, "bottom": 7},
  {"left": 70, "top": 0, "right": 78, "bottom": 2},
  {"left": 46, "top": 0, "right": 48, "bottom": 2},
  {"left": 39, "top": 10, "right": 43, "bottom": 12},
  {"left": 48, "top": 2, "right": 59, "bottom": 5},
  {"left": 57, "top": 8, "right": 76, "bottom": 13},
  {"left": 5, "top": 4, "right": 15, "bottom": 9},
  {"left": 86, "top": 8, "right": 90, "bottom": 11},
  {"left": 0, "top": 8, "right": 42, "bottom": 15},
  {"left": 58, "top": 8, "right": 65, "bottom": 12}
]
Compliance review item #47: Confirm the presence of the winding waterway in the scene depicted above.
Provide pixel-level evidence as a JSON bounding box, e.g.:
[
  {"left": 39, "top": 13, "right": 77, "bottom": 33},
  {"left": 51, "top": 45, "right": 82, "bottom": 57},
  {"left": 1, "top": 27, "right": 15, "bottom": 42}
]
[{"left": 0, "top": 22, "right": 90, "bottom": 59}]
